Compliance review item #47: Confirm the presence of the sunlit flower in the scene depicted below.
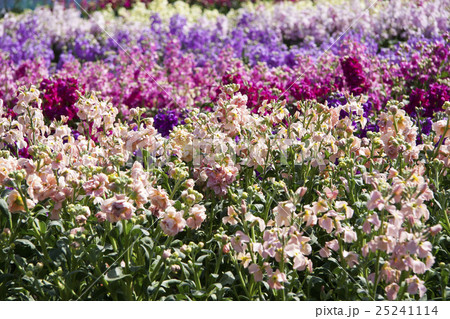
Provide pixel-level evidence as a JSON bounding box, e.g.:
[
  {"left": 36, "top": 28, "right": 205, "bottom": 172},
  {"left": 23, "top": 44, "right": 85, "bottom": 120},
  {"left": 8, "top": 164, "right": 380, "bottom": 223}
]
[{"left": 160, "top": 206, "right": 186, "bottom": 236}]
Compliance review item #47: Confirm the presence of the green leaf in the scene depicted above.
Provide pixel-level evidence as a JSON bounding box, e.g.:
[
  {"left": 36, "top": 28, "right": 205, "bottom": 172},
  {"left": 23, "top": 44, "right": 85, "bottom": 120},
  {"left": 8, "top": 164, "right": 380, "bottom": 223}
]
[
  {"left": 220, "top": 271, "right": 235, "bottom": 286},
  {"left": 255, "top": 192, "right": 266, "bottom": 204},
  {"left": 191, "top": 289, "right": 206, "bottom": 298},
  {"left": 14, "top": 239, "right": 37, "bottom": 256},
  {"left": 0, "top": 199, "right": 11, "bottom": 222},
  {"left": 114, "top": 221, "right": 124, "bottom": 236},
  {"left": 105, "top": 267, "right": 130, "bottom": 282},
  {"left": 196, "top": 255, "right": 209, "bottom": 263},
  {"left": 48, "top": 221, "right": 64, "bottom": 232},
  {"left": 253, "top": 204, "right": 264, "bottom": 212},
  {"left": 131, "top": 225, "right": 149, "bottom": 236},
  {"left": 161, "top": 279, "right": 181, "bottom": 288},
  {"left": 140, "top": 237, "right": 153, "bottom": 249},
  {"left": 49, "top": 248, "right": 66, "bottom": 267},
  {"left": 174, "top": 294, "right": 190, "bottom": 301}
]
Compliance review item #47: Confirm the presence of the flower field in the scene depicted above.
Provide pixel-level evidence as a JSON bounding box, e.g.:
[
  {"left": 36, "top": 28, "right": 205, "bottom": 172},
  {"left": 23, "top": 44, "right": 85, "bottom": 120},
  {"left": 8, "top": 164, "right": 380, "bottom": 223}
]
[{"left": 0, "top": 0, "right": 449, "bottom": 301}]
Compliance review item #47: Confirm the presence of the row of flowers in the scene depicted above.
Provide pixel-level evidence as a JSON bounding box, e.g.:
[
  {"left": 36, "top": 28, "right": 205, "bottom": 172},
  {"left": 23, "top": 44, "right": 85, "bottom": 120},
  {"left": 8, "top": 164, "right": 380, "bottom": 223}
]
[
  {"left": 0, "top": 84, "right": 449, "bottom": 300},
  {"left": 1, "top": 34, "right": 448, "bottom": 138},
  {"left": 1, "top": 0, "right": 448, "bottom": 66}
]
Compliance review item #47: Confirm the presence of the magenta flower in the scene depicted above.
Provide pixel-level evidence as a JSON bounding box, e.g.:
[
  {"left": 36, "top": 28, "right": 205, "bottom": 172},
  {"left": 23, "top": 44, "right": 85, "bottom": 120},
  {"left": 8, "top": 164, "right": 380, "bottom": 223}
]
[{"left": 39, "top": 77, "right": 83, "bottom": 121}]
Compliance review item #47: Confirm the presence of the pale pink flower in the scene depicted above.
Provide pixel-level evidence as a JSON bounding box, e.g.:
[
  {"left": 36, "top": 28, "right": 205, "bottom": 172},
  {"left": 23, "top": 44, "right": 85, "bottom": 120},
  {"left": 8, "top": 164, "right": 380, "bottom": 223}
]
[
  {"left": 343, "top": 251, "right": 359, "bottom": 267},
  {"left": 70, "top": 227, "right": 85, "bottom": 235},
  {"left": 83, "top": 173, "right": 109, "bottom": 198},
  {"left": 160, "top": 207, "right": 186, "bottom": 236},
  {"left": 318, "top": 214, "right": 334, "bottom": 233},
  {"left": 380, "top": 263, "right": 400, "bottom": 284},
  {"left": 368, "top": 213, "right": 381, "bottom": 229},
  {"left": 18, "top": 158, "right": 35, "bottom": 175},
  {"left": 370, "top": 236, "right": 396, "bottom": 254},
  {"left": 425, "top": 255, "right": 435, "bottom": 269},
  {"left": 367, "top": 191, "right": 385, "bottom": 210},
  {"left": 101, "top": 194, "right": 136, "bottom": 223},
  {"left": 406, "top": 275, "right": 426, "bottom": 297},
  {"left": 312, "top": 198, "right": 329, "bottom": 214},
  {"left": 273, "top": 200, "right": 296, "bottom": 227},
  {"left": 342, "top": 226, "right": 357, "bottom": 243},
  {"left": 301, "top": 206, "right": 317, "bottom": 227},
  {"left": 251, "top": 242, "right": 263, "bottom": 256},
  {"left": 186, "top": 204, "right": 207, "bottom": 230},
  {"left": 324, "top": 187, "right": 339, "bottom": 200},
  {"left": 327, "top": 239, "right": 340, "bottom": 252},
  {"left": 7, "top": 189, "right": 34, "bottom": 213},
  {"left": 0, "top": 158, "right": 17, "bottom": 185},
  {"left": 288, "top": 233, "right": 312, "bottom": 255},
  {"left": 406, "top": 239, "right": 420, "bottom": 255},
  {"left": 205, "top": 163, "right": 239, "bottom": 196},
  {"left": 222, "top": 243, "right": 231, "bottom": 254},
  {"left": 95, "top": 212, "right": 107, "bottom": 223},
  {"left": 319, "top": 247, "right": 331, "bottom": 258},
  {"left": 268, "top": 269, "right": 287, "bottom": 290},
  {"left": 405, "top": 256, "right": 426, "bottom": 274},
  {"left": 237, "top": 252, "right": 252, "bottom": 268},
  {"left": 222, "top": 206, "right": 240, "bottom": 225},
  {"left": 149, "top": 186, "right": 171, "bottom": 211},
  {"left": 334, "top": 201, "right": 352, "bottom": 218},
  {"left": 391, "top": 183, "right": 403, "bottom": 203},
  {"left": 230, "top": 231, "right": 250, "bottom": 253},
  {"left": 245, "top": 213, "right": 266, "bottom": 231},
  {"left": 432, "top": 119, "right": 450, "bottom": 138},
  {"left": 248, "top": 263, "right": 271, "bottom": 282},
  {"left": 131, "top": 181, "right": 149, "bottom": 208},
  {"left": 75, "top": 214, "right": 87, "bottom": 225},
  {"left": 362, "top": 244, "right": 369, "bottom": 257},
  {"left": 295, "top": 186, "right": 307, "bottom": 198},
  {"left": 362, "top": 220, "right": 372, "bottom": 234},
  {"left": 388, "top": 168, "right": 399, "bottom": 179},
  {"left": 385, "top": 283, "right": 400, "bottom": 300},
  {"left": 285, "top": 244, "right": 309, "bottom": 271}
]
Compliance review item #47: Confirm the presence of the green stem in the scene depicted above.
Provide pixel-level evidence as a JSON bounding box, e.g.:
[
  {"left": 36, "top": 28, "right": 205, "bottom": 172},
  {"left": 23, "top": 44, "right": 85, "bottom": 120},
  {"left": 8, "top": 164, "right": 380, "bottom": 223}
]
[{"left": 232, "top": 255, "right": 250, "bottom": 299}]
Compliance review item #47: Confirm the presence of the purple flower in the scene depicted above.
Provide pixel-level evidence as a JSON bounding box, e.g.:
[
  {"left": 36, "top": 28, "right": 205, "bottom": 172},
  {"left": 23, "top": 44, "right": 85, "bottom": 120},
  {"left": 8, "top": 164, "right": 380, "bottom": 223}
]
[{"left": 153, "top": 110, "right": 180, "bottom": 137}]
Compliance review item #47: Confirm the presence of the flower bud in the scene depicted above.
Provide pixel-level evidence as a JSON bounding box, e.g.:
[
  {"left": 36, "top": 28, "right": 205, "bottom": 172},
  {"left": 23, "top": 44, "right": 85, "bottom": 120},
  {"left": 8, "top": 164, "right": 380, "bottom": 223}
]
[
  {"left": 186, "top": 194, "right": 196, "bottom": 205},
  {"left": 162, "top": 249, "right": 172, "bottom": 260},
  {"left": 180, "top": 244, "right": 191, "bottom": 254},
  {"left": 389, "top": 105, "right": 398, "bottom": 115},
  {"left": 430, "top": 224, "right": 442, "bottom": 236},
  {"left": 2, "top": 228, "right": 11, "bottom": 237},
  {"left": 170, "top": 264, "right": 181, "bottom": 273},
  {"left": 222, "top": 243, "right": 231, "bottom": 254}
]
